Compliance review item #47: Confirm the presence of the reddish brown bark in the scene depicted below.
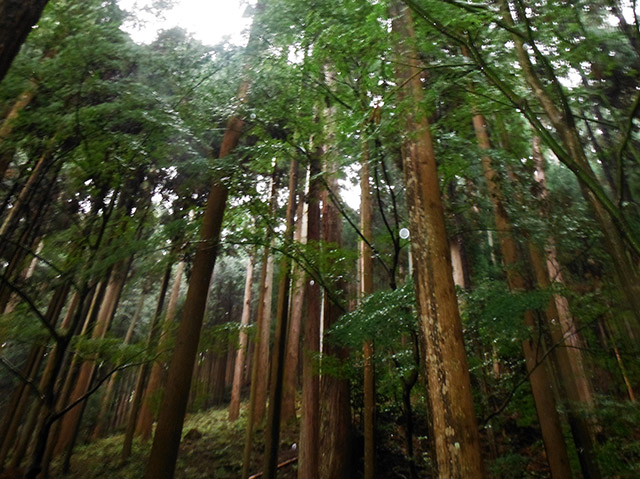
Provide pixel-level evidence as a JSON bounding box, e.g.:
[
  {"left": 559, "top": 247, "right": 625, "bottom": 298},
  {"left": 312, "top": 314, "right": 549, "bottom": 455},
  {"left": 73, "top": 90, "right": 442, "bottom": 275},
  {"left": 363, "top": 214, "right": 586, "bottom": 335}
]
[
  {"left": 281, "top": 198, "right": 307, "bottom": 424},
  {"left": 319, "top": 168, "right": 351, "bottom": 479},
  {"left": 298, "top": 152, "right": 322, "bottom": 479},
  {"left": 0, "top": 81, "right": 37, "bottom": 179},
  {"left": 143, "top": 106, "right": 244, "bottom": 478},
  {"left": 122, "top": 266, "right": 172, "bottom": 459},
  {"left": 471, "top": 111, "right": 572, "bottom": 478},
  {"left": 136, "top": 260, "right": 185, "bottom": 440},
  {"left": 360, "top": 144, "right": 375, "bottom": 479},
  {"left": 391, "top": 4, "right": 486, "bottom": 478},
  {"left": 54, "top": 264, "right": 127, "bottom": 456},
  {"left": 263, "top": 159, "right": 299, "bottom": 479},
  {"left": 229, "top": 254, "right": 256, "bottom": 421}
]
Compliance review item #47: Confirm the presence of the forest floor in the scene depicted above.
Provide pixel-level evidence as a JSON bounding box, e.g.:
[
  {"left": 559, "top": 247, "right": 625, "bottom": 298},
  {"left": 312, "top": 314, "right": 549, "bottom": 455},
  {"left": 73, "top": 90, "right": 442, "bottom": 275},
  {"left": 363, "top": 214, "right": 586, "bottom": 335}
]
[
  {"left": 51, "top": 404, "right": 300, "bottom": 479},
  {"left": 41, "top": 397, "right": 640, "bottom": 478}
]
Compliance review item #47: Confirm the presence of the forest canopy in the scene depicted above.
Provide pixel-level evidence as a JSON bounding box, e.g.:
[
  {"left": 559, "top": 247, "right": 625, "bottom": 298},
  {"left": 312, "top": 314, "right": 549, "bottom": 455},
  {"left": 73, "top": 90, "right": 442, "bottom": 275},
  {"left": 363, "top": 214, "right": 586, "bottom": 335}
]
[{"left": 0, "top": 0, "right": 639, "bottom": 478}]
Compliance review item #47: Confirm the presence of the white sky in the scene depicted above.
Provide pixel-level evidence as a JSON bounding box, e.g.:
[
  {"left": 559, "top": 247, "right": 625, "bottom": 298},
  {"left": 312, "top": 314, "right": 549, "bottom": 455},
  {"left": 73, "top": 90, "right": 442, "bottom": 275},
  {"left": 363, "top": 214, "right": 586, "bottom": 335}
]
[{"left": 118, "top": 0, "right": 253, "bottom": 46}]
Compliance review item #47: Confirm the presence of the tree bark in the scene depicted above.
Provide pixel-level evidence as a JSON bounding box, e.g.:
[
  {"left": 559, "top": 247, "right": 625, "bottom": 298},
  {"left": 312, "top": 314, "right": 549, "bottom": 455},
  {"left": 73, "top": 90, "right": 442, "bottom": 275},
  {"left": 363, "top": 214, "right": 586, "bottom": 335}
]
[
  {"left": 122, "top": 265, "right": 172, "bottom": 460},
  {"left": 360, "top": 142, "right": 375, "bottom": 479},
  {"left": 54, "top": 263, "right": 128, "bottom": 456},
  {"left": 496, "top": 0, "right": 640, "bottom": 324},
  {"left": 229, "top": 254, "right": 256, "bottom": 421},
  {"left": 92, "top": 287, "right": 147, "bottom": 440},
  {"left": 0, "top": 0, "right": 50, "bottom": 82},
  {"left": 0, "top": 81, "right": 37, "bottom": 179},
  {"left": 136, "top": 260, "right": 185, "bottom": 440},
  {"left": 281, "top": 197, "right": 307, "bottom": 423},
  {"left": 319, "top": 166, "right": 351, "bottom": 479},
  {"left": 391, "top": 4, "right": 486, "bottom": 478},
  {"left": 263, "top": 159, "right": 298, "bottom": 479},
  {"left": 143, "top": 101, "right": 245, "bottom": 479},
  {"left": 298, "top": 152, "right": 322, "bottom": 479},
  {"left": 471, "top": 110, "right": 573, "bottom": 478}
]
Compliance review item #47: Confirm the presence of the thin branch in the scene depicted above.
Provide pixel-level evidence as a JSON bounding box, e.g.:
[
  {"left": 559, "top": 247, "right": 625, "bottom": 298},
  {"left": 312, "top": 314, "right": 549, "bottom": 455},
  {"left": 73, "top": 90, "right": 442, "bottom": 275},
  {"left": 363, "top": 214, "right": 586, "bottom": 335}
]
[
  {"left": 0, "top": 355, "right": 45, "bottom": 401},
  {"left": 318, "top": 172, "right": 393, "bottom": 278},
  {"left": 0, "top": 237, "right": 81, "bottom": 291},
  {"left": 51, "top": 360, "right": 146, "bottom": 421},
  {"left": 480, "top": 324, "right": 587, "bottom": 428},
  {"left": 0, "top": 274, "right": 62, "bottom": 343}
]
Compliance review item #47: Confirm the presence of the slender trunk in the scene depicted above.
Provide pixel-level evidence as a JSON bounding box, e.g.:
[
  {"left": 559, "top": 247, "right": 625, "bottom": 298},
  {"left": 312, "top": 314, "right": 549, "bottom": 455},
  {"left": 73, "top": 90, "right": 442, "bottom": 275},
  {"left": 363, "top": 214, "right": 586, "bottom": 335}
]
[
  {"left": 320, "top": 167, "right": 351, "bottom": 479},
  {"left": 298, "top": 153, "right": 322, "bottom": 479},
  {"left": 253, "top": 176, "right": 279, "bottom": 425},
  {"left": 54, "top": 264, "right": 128, "bottom": 456},
  {"left": 143, "top": 96, "right": 246, "bottom": 479},
  {"left": 229, "top": 254, "right": 256, "bottom": 421},
  {"left": 136, "top": 260, "right": 184, "bottom": 440},
  {"left": 263, "top": 159, "right": 298, "bottom": 479},
  {"left": 210, "top": 348, "right": 227, "bottom": 406},
  {"left": 601, "top": 318, "right": 636, "bottom": 401},
  {"left": 472, "top": 111, "right": 574, "bottom": 477},
  {"left": 241, "top": 242, "right": 275, "bottom": 479},
  {"left": 0, "top": 81, "right": 37, "bottom": 179},
  {"left": 281, "top": 197, "right": 308, "bottom": 424},
  {"left": 498, "top": 0, "right": 640, "bottom": 323},
  {"left": 0, "top": 141, "right": 55, "bottom": 237},
  {"left": 122, "top": 266, "right": 172, "bottom": 460},
  {"left": 2, "top": 283, "right": 70, "bottom": 470},
  {"left": 0, "top": 346, "right": 43, "bottom": 468},
  {"left": 92, "top": 288, "right": 147, "bottom": 439},
  {"left": 391, "top": 4, "right": 486, "bottom": 477},
  {"left": 531, "top": 136, "right": 594, "bottom": 406},
  {"left": 360, "top": 143, "right": 375, "bottom": 479}
]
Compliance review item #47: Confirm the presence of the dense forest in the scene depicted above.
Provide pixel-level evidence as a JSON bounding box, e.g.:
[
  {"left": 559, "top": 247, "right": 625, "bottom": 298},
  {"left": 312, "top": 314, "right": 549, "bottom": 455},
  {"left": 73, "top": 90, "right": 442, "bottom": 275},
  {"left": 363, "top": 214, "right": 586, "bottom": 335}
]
[{"left": 0, "top": 0, "right": 639, "bottom": 478}]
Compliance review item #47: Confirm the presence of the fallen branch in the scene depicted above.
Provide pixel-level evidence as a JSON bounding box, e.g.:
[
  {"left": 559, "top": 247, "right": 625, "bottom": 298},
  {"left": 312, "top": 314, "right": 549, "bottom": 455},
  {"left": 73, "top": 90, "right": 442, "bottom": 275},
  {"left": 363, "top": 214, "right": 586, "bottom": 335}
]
[{"left": 248, "top": 457, "right": 298, "bottom": 479}]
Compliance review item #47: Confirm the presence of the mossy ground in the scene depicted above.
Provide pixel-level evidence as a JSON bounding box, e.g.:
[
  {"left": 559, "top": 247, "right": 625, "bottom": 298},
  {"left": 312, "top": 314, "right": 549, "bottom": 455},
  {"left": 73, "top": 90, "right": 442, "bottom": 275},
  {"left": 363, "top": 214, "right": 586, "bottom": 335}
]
[{"left": 53, "top": 403, "right": 300, "bottom": 479}]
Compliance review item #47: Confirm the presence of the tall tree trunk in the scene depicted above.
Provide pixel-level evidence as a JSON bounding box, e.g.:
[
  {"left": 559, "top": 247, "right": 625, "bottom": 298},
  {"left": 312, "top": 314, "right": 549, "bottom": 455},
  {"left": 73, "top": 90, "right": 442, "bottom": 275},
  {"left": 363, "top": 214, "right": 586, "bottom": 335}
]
[
  {"left": 281, "top": 197, "right": 307, "bottom": 424},
  {"left": 0, "top": 0, "right": 50, "bottom": 82},
  {"left": 253, "top": 175, "right": 279, "bottom": 426},
  {"left": 143, "top": 85, "right": 247, "bottom": 478},
  {"left": 229, "top": 254, "right": 256, "bottom": 421},
  {"left": 360, "top": 143, "right": 375, "bottom": 479},
  {"left": 531, "top": 136, "right": 594, "bottom": 406},
  {"left": 0, "top": 81, "right": 37, "bottom": 179},
  {"left": 298, "top": 152, "right": 322, "bottom": 479},
  {"left": 0, "top": 138, "right": 56, "bottom": 237},
  {"left": 92, "top": 288, "right": 147, "bottom": 439},
  {"left": 319, "top": 166, "right": 351, "bottom": 479},
  {"left": 121, "top": 265, "right": 172, "bottom": 460},
  {"left": 263, "top": 159, "right": 298, "bottom": 479},
  {"left": 497, "top": 0, "right": 640, "bottom": 324},
  {"left": 391, "top": 4, "right": 486, "bottom": 478},
  {"left": 471, "top": 111, "right": 573, "bottom": 478},
  {"left": 0, "top": 283, "right": 70, "bottom": 470},
  {"left": 136, "top": 260, "right": 185, "bottom": 440},
  {"left": 241, "top": 242, "right": 275, "bottom": 479},
  {"left": 54, "top": 262, "right": 128, "bottom": 456}
]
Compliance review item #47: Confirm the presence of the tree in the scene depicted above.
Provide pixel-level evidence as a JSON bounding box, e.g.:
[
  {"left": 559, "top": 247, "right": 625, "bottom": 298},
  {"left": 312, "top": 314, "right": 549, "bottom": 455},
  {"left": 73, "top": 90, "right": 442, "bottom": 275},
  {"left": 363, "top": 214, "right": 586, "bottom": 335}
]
[
  {"left": 390, "top": 3, "right": 486, "bottom": 477},
  {"left": 0, "top": 0, "right": 50, "bottom": 82}
]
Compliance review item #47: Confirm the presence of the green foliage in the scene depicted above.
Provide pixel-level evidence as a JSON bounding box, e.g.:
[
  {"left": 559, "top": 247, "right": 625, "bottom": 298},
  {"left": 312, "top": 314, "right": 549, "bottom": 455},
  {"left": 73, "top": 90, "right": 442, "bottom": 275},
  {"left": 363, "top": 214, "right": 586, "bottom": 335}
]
[
  {"left": 329, "top": 282, "right": 416, "bottom": 350},
  {"left": 462, "top": 280, "right": 550, "bottom": 355},
  {"left": 595, "top": 400, "right": 640, "bottom": 477},
  {"left": 70, "top": 335, "right": 145, "bottom": 365}
]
